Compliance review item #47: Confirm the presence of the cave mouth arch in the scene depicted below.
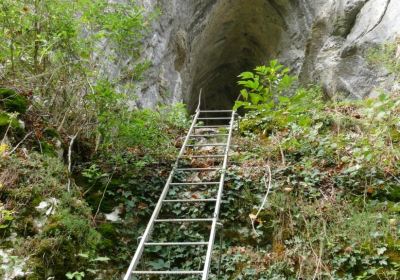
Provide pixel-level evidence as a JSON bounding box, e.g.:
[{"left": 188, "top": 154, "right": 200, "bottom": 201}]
[{"left": 185, "top": 0, "right": 287, "bottom": 113}]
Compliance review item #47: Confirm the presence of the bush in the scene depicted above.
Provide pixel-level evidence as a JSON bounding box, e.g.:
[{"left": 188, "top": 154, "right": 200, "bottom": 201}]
[{"left": 234, "top": 59, "right": 296, "bottom": 111}]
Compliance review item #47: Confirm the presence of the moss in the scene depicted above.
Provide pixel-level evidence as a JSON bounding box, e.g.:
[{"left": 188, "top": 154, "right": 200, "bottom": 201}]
[
  {"left": 98, "top": 223, "right": 118, "bottom": 250},
  {"left": 0, "top": 111, "right": 19, "bottom": 128},
  {"left": 0, "top": 88, "right": 28, "bottom": 114},
  {"left": 44, "top": 210, "right": 100, "bottom": 249},
  {"left": 25, "top": 273, "right": 42, "bottom": 280},
  {"left": 43, "top": 127, "right": 60, "bottom": 139},
  {"left": 19, "top": 216, "right": 38, "bottom": 236},
  {"left": 98, "top": 223, "right": 117, "bottom": 239},
  {"left": 1, "top": 153, "right": 101, "bottom": 279},
  {"left": 388, "top": 203, "right": 400, "bottom": 213},
  {"left": 388, "top": 186, "right": 400, "bottom": 202},
  {"left": 24, "top": 210, "right": 101, "bottom": 278},
  {"left": 39, "top": 141, "right": 58, "bottom": 157},
  {"left": 27, "top": 237, "right": 76, "bottom": 279}
]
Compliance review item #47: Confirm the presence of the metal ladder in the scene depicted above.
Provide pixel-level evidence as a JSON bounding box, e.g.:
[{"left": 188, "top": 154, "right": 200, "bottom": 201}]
[{"left": 124, "top": 96, "right": 235, "bottom": 280}]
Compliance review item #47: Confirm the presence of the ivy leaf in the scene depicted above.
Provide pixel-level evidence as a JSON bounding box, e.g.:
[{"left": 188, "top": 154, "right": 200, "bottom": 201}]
[
  {"left": 148, "top": 259, "right": 169, "bottom": 270},
  {"left": 78, "top": 253, "right": 89, "bottom": 259},
  {"left": 344, "top": 164, "right": 361, "bottom": 174},
  {"left": 379, "top": 259, "right": 388, "bottom": 266},
  {"left": 92, "top": 256, "right": 110, "bottom": 262}
]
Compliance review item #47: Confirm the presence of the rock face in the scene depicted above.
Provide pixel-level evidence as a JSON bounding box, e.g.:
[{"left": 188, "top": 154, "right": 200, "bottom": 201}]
[{"left": 137, "top": 0, "right": 400, "bottom": 111}]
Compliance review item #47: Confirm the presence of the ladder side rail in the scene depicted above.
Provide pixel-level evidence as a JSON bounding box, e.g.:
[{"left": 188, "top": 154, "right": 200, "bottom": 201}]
[
  {"left": 202, "top": 110, "right": 236, "bottom": 280},
  {"left": 123, "top": 109, "right": 201, "bottom": 280}
]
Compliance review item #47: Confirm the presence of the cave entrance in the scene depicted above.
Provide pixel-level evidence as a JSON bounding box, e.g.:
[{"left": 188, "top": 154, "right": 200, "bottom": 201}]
[{"left": 185, "top": 0, "right": 287, "bottom": 113}]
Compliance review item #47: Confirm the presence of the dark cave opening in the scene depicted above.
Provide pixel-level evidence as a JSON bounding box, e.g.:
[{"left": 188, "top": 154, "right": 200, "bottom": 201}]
[{"left": 185, "top": 0, "right": 287, "bottom": 113}]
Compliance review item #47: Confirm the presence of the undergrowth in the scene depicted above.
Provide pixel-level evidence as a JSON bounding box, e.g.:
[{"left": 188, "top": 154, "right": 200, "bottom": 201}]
[
  {"left": 224, "top": 60, "right": 400, "bottom": 279},
  {"left": 0, "top": 153, "right": 101, "bottom": 279}
]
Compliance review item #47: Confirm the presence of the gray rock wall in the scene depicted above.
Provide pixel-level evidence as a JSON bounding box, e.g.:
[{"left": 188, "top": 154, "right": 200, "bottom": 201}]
[
  {"left": 136, "top": 0, "right": 400, "bottom": 110},
  {"left": 300, "top": 0, "right": 400, "bottom": 98}
]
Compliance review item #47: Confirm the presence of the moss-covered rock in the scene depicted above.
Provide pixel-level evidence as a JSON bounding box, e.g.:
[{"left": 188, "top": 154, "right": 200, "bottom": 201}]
[
  {"left": 98, "top": 223, "right": 118, "bottom": 250},
  {"left": 388, "top": 186, "right": 400, "bottom": 202},
  {"left": 0, "top": 88, "right": 28, "bottom": 114},
  {"left": 98, "top": 223, "right": 117, "bottom": 239},
  {"left": 39, "top": 141, "right": 58, "bottom": 157},
  {"left": 0, "top": 153, "right": 101, "bottom": 279}
]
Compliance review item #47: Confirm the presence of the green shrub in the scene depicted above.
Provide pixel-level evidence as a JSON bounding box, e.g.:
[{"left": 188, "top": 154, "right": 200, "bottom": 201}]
[
  {"left": 234, "top": 59, "right": 296, "bottom": 111},
  {"left": 0, "top": 0, "right": 152, "bottom": 144}
]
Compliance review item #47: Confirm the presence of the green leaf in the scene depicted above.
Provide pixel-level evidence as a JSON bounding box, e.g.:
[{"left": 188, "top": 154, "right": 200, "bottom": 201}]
[
  {"left": 66, "top": 271, "right": 85, "bottom": 280},
  {"left": 249, "top": 93, "right": 262, "bottom": 104},
  {"left": 238, "top": 79, "right": 259, "bottom": 90},
  {"left": 92, "top": 256, "right": 110, "bottom": 262},
  {"left": 269, "top": 59, "right": 278, "bottom": 68},
  {"left": 344, "top": 164, "right": 362, "bottom": 174},
  {"left": 148, "top": 259, "right": 169, "bottom": 270},
  {"left": 240, "top": 89, "right": 249, "bottom": 100},
  {"left": 238, "top": 71, "right": 254, "bottom": 79},
  {"left": 78, "top": 253, "right": 89, "bottom": 259},
  {"left": 233, "top": 101, "right": 249, "bottom": 110},
  {"left": 278, "top": 75, "right": 295, "bottom": 90},
  {"left": 278, "top": 96, "right": 290, "bottom": 103}
]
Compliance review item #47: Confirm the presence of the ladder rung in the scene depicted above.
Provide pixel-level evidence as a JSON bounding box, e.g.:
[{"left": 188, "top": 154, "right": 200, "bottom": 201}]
[
  {"left": 170, "top": 182, "right": 220, "bottom": 185},
  {"left": 144, "top": 242, "right": 208, "bottom": 246},
  {"left": 200, "top": 110, "right": 233, "bottom": 113},
  {"left": 155, "top": 218, "right": 213, "bottom": 223},
  {"left": 176, "top": 167, "right": 221, "bottom": 171},
  {"left": 190, "top": 134, "right": 229, "bottom": 137},
  {"left": 194, "top": 125, "right": 229, "bottom": 128},
  {"left": 187, "top": 143, "right": 226, "bottom": 147},
  {"left": 184, "top": 154, "right": 225, "bottom": 159},
  {"left": 163, "top": 198, "right": 217, "bottom": 203},
  {"left": 131, "top": 271, "right": 203, "bottom": 275},
  {"left": 197, "top": 117, "right": 232, "bottom": 120}
]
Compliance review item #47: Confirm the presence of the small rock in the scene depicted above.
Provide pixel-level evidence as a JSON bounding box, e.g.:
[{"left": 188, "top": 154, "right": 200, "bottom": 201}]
[
  {"left": 35, "top": 198, "right": 59, "bottom": 216},
  {"left": 284, "top": 187, "right": 293, "bottom": 193},
  {"left": 105, "top": 207, "right": 122, "bottom": 222}
]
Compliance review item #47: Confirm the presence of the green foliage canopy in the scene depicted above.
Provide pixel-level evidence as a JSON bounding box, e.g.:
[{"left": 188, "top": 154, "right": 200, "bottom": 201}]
[{"left": 0, "top": 0, "right": 152, "bottom": 139}]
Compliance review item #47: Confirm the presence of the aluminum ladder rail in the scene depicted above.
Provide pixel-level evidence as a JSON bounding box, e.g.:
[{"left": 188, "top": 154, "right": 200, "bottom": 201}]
[{"left": 124, "top": 99, "right": 235, "bottom": 280}]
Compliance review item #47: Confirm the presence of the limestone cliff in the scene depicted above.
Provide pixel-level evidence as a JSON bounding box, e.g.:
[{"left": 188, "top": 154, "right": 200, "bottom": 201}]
[{"left": 137, "top": 0, "right": 400, "bottom": 111}]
